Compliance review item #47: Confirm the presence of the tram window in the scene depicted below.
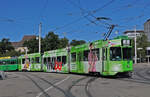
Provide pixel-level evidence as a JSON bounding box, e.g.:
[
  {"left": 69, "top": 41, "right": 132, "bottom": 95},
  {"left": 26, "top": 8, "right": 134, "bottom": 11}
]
[
  {"left": 48, "top": 57, "right": 51, "bottom": 63},
  {"left": 57, "top": 56, "right": 61, "bottom": 62},
  {"left": 123, "top": 48, "right": 132, "bottom": 60},
  {"left": 22, "top": 59, "right": 25, "bottom": 64},
  {"left": 110, "top": 47, "right": 121, "bottom": 61},
  {"left": 11, "top": 61, "right": 15, "bottom": 64},
  {"left": 52, "top": 57, "right": 56, "bottom": 63},
  {"left": 14, "top": 61, "right": 17, "bottom": 64},
  {"left": 44, "top": 58, "right": 47, "bottom": 64},
  {"left": 0, "top": 61, "right": 4, "bottom": 65},
  {"left": 35, "top": 57, "right": 40, "bottom": 63},
  {"left": 0, "top": 61, "right": 2, "bottom": 65},
  {"left": 6, "top": 60, "right": 9, "bottom": 64},
  {"left": 84, "top": 50, "right": 89, "bottom": 61},
  {"left": 71, "top": 53, "right": 76, "bottom": 62},
  {"left": 31, "top": 58, "right": 34, "bottom": 64},
  {"left": 62, "top": 56, "right": 66, "bottom": 64}
]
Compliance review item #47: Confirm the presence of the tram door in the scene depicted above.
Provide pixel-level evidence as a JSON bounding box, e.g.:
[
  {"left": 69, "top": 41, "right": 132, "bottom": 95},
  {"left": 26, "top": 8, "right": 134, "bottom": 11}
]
[
  {"left": 77, "top": 51, "right": 83, "bottom": 73},
  {"left": 67, "top": 50, "right": 71, "bottom": 73},
  {"left": 102, "top": 48, "right": 107, "bottom": 72}
]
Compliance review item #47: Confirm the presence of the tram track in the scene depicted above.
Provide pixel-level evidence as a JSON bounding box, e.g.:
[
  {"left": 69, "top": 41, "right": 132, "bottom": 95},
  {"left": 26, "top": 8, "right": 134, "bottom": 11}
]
[
  {"left": 18, "top": 72, "right": 98, "bottom": 97},
  {"left": 19, "top": 72, "right": 70, "bottom": 97},
  {"left": 29, "top": 73, "right": 70, "bottom": 97},
  {"left": 67, "top": 76, "right": 88, "bottom": 97},
  {"left": 135, "top": 68, "right": 150, "bottom": 81},
  {"left": 28, "top": 73, "right": 98, "bottom": 97},
  {"left": 85, "top": 77, "right": 97, "bottom": 97},
  {"left": 22, "top": 73, "right": 51, "bottom": 97},
  {"left": 67, "top": 75, "right": 98, "bottom": 97}
]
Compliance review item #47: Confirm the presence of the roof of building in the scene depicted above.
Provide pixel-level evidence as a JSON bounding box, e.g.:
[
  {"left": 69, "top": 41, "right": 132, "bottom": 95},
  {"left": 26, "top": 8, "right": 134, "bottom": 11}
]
[
  {"left": 146, "top": 19, "right": 150, "bottom": 22},
  {"left": 21, "top": 35, "right": 36, "bottom": 42},
  {"left": 11, "top": 35, "right": 36, "bottom": 48},
  {"left": 144, "top": 19, "right": 150, "bottom": 25}
]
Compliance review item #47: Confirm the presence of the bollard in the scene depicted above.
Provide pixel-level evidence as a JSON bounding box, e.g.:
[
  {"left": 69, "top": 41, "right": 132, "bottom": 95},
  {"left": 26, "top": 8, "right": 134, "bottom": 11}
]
[{"left": 0, "top": 71, "right": 6, "bottom": 80}]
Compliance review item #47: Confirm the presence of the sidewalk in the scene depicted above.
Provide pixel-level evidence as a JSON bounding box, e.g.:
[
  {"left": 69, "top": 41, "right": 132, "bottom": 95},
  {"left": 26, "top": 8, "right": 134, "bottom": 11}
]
[{"left": 134, "top": 63, "right": 150, "bottom": 67}]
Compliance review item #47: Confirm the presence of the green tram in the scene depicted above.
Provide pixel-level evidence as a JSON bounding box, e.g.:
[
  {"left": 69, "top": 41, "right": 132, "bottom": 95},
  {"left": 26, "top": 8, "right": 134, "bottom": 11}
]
[
  {"left": 43, "top": 48, "right": 69, "bottom": 73},
  {"left": 0, "top": 57, "right": 18, "bottom": 71},
  {"left": 18, "top": 53, "right": 42, "bottom": 71},
  {"left": 70, "top": 38, "right": 132, "bottom": 76},
  {"left": 43, "top": 37, "right": 133, "bottom": 76},
  {"left": 0, "top": 36, "right": 132, "bottom": 76}
]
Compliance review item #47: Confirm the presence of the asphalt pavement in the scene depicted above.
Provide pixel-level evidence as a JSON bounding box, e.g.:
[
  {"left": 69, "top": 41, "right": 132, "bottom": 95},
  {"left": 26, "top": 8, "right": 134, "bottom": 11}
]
[{"left": 0, "top": 64, "right": 150, "bottom": 97}]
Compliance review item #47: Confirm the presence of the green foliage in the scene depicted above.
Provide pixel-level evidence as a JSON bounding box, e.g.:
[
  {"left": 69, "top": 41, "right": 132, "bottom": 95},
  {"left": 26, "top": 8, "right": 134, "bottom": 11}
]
[
  {"left": 3, "top": 50, "right": 21, "bottom": 57},
  {"left": 59, "top": 37, "right": 69, "bottom": 48},
  {"left": 0, "top": 38, "right": 14, "bottom": 54},
  {"left": 23, "top": 38, "right": 39, "bottom": 53},
  {"left": 0, "top": 38, "right": 21, "bottom": 57},
  {"left": 24, "top": 32, "right": 69, "bottom": 53},
  {"left": 136, "top": 34, "right": 149, "bottom": 58},
  {"left": 0, "top": 32, "right": 86, "bottom": 55},
  {"left": 70, "top": 39, "right": 86, "bottom": 46},
  {"left": 42, "top": 32, "right": 60, "bottom": 51},
  {"left": 132, "top": 34, "right": 150, "bottom": 60}
]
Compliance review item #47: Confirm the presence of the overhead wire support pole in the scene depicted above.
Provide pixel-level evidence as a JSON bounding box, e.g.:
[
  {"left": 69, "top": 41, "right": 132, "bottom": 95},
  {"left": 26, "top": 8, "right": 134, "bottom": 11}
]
[
  {"left": 134, "top": 25, "right": 137, "bottom": 64},
  {"left": 39, "top": 22, "right": 42, "bottom": 54},
  {"left": 104, "top": 24, "right": 115, "bottom": 40}
]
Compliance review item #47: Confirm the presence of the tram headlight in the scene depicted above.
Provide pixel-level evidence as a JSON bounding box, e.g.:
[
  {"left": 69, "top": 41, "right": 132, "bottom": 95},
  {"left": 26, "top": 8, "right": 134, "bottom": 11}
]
[{"left": 112, "top": 64, "right": 121, "bottom": 72}]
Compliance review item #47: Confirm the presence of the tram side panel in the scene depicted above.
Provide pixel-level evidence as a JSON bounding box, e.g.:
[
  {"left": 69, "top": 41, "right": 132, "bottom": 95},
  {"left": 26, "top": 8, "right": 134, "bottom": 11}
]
[
  {"left": 69, "top": 41, "right": 103, "bottom": 74},
  {"left": 43, "top": 48, "right": 69, "bottom": 73},
  {"left": 18, "top": 53, "right": 42, "bottom": 71}
]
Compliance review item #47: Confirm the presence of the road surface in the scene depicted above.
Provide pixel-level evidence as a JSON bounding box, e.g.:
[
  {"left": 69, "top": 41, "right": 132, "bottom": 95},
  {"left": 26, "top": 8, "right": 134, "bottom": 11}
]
[{"left": 0, "top": 64, "right": 150, "bottom": 97}]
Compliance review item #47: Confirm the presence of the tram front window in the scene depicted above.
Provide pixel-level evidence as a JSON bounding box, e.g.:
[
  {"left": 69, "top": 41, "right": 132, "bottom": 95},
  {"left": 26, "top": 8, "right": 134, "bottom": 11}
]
[
  {"left": 110, "top": 47, "right": 121, "bottom": 61},
  {"left": 123, "top": 48, "right": 132, "bottom": 60}
]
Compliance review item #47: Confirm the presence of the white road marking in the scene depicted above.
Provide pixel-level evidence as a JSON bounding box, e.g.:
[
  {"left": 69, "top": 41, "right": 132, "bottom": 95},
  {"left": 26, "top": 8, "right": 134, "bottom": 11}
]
[{"left": 36, "top": 76, "right": 70, "bottom": 97}]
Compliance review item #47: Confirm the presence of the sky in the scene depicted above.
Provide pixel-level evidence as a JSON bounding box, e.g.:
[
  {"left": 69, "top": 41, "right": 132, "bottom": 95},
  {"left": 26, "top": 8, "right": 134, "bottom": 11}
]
[{"left": 0, "top": 0, "right": 150, "bottom": 42}]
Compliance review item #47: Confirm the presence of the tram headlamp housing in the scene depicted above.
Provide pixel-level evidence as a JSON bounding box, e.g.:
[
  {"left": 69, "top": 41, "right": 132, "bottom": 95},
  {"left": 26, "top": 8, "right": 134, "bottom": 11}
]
[
  {"left": 112, "top": 64, "right": 122, "bottom": 72},
  {"left": 122, "top": 40, "right": 131, "bottom": 46}
]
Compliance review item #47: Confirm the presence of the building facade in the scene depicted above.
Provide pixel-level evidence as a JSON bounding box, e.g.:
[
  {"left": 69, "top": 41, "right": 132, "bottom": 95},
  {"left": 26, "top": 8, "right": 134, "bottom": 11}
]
[
  {"left": 123, "top": 30, "right": 144, "bottom": 38},
  {"left": 11, "top": 35, "right": 36, "bottom": 52},
  {"left": 144, "top": 19, "right": 150, "bottom": 41}
]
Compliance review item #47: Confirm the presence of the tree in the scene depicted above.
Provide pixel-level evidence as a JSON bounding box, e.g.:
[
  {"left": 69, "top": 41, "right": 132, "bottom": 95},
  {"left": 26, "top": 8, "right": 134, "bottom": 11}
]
[
  {"left": 23, "top": 38, "right": 39, "bottom": 53},
  {"left": 0, "top": 38, "right": 22, "bottom": 57},
  {"left": 59, "top": 37, "right": 69, "bottom": 48},
  {"left": 131, "top": 33, "right": 150, "bottom": 62},
  {"left": 4, "top": 50, "right": 21, "bottom": 57},
  {"left": 70, "top": 39, "right": 86, "bottom": 46},
  {"left": 23, "top": 32, "right": 69, "bottom": 53},
  {"left": 136, "top": 34, "right": 150, "bottom": 60},
  {"left": 42, "top": 32, "right": 60, "bottom": 51},
  {"left": 23, "top": 32, "right": 86, "bottom": 53},
  {"left": 0, "top": 38, "right": 14, "bottom": 55}
]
